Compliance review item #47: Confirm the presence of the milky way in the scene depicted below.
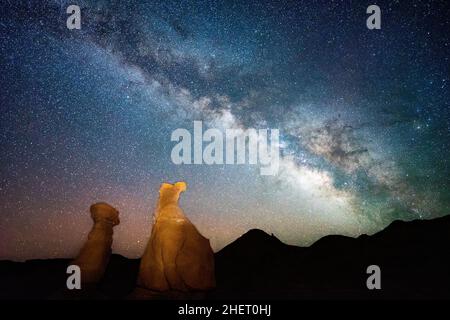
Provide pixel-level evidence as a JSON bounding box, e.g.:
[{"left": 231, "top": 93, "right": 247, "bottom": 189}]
[{"left": 1, "top": 0, "right": 449, "bottom": 260}]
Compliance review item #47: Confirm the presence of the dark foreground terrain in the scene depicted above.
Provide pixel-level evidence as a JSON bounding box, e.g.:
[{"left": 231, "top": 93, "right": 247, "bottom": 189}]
[{"left": 1, "top": 215, "right": 450, "bottom": 299}]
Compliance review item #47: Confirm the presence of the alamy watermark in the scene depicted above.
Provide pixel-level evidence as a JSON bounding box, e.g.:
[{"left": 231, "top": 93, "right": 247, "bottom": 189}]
[
  {"left": 170, "top": 121, "right": 280, "bottom": 176},
  {"left": 65, "top": 4, "right": 381, "bottom": 31}
]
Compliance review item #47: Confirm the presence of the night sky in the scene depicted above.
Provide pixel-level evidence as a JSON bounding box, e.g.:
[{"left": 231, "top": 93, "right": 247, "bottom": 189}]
[{"left": 1, "top": 0, "right": 449, "bottom": 261}]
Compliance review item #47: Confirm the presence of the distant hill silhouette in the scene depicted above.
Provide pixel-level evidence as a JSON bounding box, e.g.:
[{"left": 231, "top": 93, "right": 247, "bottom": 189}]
[{"left": 1, "top": 215, "right": 450, "bottom": 299}]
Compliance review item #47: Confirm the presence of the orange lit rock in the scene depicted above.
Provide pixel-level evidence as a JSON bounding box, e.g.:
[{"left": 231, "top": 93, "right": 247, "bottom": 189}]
[
  {"left": 137, "top": 182, "right": 215, "bottom": 294},
  {"left": 72, "top": 202, "right": 120, "bottom": 284}
]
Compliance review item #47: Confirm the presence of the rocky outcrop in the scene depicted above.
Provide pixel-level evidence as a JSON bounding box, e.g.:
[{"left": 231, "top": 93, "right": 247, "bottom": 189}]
[
  {"left": 1, "top": 215, "right": 450, "bottom": 299},
  {"left": 136, "top": 182, "right": 215, "bottom": 297},
  {"left": 72, "top": 202, "right": 120, "bottom": 284}
]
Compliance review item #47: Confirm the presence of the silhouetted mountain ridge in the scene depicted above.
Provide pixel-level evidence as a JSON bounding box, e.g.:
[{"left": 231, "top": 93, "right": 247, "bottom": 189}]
[{"left": 1, "top": 215, "right": 449, "bottom": 299}]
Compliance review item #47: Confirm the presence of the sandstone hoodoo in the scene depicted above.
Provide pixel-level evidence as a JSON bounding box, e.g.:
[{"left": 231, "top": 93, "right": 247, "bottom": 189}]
[
  {"left": 72, "top": 202, "right": 120, "bottom": 284},
  {"left": 137, "top": 182, "right": 215, "bottom": 297}
]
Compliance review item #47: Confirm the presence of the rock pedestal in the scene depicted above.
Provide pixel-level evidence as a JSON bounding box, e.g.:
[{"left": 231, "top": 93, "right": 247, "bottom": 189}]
[
  {"left": 136, "top": 182, "right": 215, "bottom": 297},
  {"left": 72, "top": 202, "right": 120, "bottom": 284}
]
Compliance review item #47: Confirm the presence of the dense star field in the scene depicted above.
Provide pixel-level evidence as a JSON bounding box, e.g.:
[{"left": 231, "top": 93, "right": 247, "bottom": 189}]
[{"left": 0, "top": 0, "right": 449, "bottom": 260}]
